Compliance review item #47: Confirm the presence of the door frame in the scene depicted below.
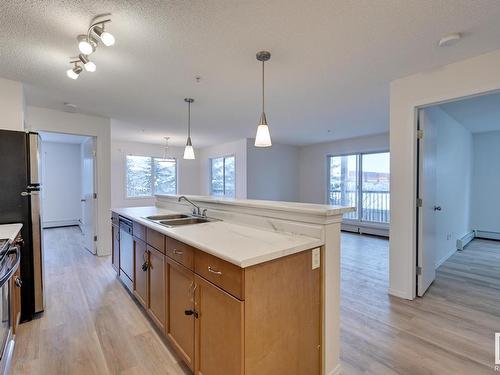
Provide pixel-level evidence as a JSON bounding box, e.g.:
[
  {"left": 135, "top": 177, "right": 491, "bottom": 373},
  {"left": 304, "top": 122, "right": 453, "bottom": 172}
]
[
  {"left": 39, "top": 131, "right": 98, "bottom": 254},
  {"left": 413, "top": 89, "right": 500, "bottom": 297}
]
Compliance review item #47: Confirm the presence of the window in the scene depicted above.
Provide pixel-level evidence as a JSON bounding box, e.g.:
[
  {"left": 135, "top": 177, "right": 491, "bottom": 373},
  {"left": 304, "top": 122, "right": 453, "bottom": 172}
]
[
  {"left": 210, "top": 155, "right": 235, "bottom": 197},
  {"left": 126, "top": 155, "right": 177, "bottom": 198},
  {"left": 327, "top": 152, "right": 390, "bottom": 224}
]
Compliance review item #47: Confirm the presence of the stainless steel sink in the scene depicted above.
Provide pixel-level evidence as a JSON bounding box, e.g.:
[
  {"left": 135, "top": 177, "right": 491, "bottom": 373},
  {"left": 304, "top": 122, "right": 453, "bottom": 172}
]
[
  {"left": 158, "top": 218, "right": 211, "bottom": 227},
  {"left": 143, "top": 214, "right": 217, "bottom": 228},
  {"left": 145, "top": 214, "right": 189, "bottom": 221}
]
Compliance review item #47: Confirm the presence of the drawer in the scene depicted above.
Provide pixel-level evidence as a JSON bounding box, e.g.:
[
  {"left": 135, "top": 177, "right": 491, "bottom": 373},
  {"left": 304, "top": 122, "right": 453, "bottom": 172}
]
[
  {"left": 195, "top": 251, "right": 244, "bottom": 300},
  {"left": 147, "top": 227, "right": 165, "bottom": 254},
  {"left": 166, "top": 237, "right": 194, "bottom": 270},
  {"left": 133, "top": 221, "right": 146, "bottom": 241}
]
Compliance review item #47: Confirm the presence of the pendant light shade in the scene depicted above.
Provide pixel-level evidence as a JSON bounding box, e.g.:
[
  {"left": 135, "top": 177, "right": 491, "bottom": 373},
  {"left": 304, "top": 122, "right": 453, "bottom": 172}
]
[
  {"left": 254, "top": 51, "right": 272, "bottom": 147},
  {"left": 183, "top": 98, "right": 195, "bottom": 160}
]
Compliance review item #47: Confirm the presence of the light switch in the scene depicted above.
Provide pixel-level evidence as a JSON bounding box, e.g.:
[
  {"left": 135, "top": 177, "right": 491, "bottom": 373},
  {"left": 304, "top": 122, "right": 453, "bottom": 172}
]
[{"left": 312, "top": 248, "right": 320, "bottom": 270}]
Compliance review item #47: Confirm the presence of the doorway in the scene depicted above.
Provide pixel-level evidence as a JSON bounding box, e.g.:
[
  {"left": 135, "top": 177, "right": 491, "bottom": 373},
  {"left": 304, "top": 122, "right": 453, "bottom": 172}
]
[
  {"left": 39, "top": 132, "right": 97, "bottom": 254},
  {"left": 415, "top": 91, "right": 500, "bottom": 296}
]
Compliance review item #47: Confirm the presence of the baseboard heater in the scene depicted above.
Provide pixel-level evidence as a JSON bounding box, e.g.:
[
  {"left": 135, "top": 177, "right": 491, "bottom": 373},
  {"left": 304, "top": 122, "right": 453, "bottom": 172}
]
[
  {"left": 341, "top": 222, "right": 389, "bottom": 238},
  {"left": 456, "top": 230, "right": 500, "bottom": 251}
]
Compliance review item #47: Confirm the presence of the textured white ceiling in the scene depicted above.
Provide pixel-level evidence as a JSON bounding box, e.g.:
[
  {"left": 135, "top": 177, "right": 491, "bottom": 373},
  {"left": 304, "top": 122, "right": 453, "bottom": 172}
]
[
  {"left": 440, "top": 91, "right": 500, "bottom": 133},
  {"left": 2, "top": 1, "right": 500, "bottom": 146}
]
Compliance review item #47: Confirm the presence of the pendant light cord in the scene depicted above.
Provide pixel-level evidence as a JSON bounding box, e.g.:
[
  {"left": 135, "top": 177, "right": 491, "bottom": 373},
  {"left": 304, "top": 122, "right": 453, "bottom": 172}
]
[
  {"left": 262, "top": 60, "right": 265, "bottom": 113},
  {"left": 187, "top": 100, "right": 191, "bottom": 137}
]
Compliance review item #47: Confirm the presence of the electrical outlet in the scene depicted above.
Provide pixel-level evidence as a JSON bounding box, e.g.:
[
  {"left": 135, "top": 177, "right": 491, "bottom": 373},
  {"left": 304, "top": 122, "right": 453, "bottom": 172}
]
[{"left": 312, "top": 248, "right": 320, "bottom": 270}]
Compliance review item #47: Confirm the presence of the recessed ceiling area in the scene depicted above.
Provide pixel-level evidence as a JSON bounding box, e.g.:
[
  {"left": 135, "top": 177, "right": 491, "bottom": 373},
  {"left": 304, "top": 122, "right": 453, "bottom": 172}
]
[
  {"left": 2, "top": 1, "right": 500, "bottom": 147},
  {"left": 439, "top": 91, "right": 500, "bottom": 133}
]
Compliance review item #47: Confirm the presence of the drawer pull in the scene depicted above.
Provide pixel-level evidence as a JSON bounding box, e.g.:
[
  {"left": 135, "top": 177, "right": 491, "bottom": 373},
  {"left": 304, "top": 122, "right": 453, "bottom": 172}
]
[
  {"left": 173, "top": 249, "right": 183, "bottom": 255},
  {"left": 208, "top": 266, "right": 222, "bottom": 275}
]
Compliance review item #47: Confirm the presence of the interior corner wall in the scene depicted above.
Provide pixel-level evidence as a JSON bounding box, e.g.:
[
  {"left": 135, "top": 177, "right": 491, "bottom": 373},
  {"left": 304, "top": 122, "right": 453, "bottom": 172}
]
[
  {"left": 198, "top": 139, "right": 247, "bottom": 199},
  {"left": 111, "top": 140, "right": 201, "bottom": 208},
  {"left": 246, "top": 140, "right": 300, "bottom": 202},
  {"left": 41, "top": 141, "right": 82, "bottom": 228},
  {"left": 25, "top": 106, "right": 112, "bottom": 256},
  {"left": 470, "top": 131, "right": 500, "bottom": 234},
  {"left": 426, "top": 106, "right": 473, "bottom": 268},
  {"left": 389, "top": 48, "right": 500, "bottom": 300},
  {"left": 0, "top": 77, "right": 24, "bottom": 131},
  {"left": 297, "top": 133, "right": 389, "bottom": 204}
]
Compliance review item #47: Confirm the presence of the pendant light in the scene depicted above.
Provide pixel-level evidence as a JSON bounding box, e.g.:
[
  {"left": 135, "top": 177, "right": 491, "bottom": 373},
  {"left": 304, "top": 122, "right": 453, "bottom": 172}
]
[
  {"left": 255, "top": 51, "right": 272, "bottom": 147},
  {"left": 163, "top": 137, "right": 170, "bottom": 160},
  {"left": 183, "top": 98, "right": 195, "bottom": 160}
]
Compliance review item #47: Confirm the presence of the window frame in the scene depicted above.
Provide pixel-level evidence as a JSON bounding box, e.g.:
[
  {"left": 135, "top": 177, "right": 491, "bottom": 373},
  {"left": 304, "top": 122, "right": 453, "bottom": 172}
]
[
  {"left": 209, "top": 154, "right": 236, "bottom": 197},
  {"left": 326, "top": 149, "right": 390, "bottom": 224},
  {"left": 125, "top": 154, "right": 178, "bottom": 199}
]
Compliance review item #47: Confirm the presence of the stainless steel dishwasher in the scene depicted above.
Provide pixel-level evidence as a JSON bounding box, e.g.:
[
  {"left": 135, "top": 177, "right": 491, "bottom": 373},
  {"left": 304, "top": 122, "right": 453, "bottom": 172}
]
[{"left": 118, "top": 217, "right": 134, "bottom": 291}]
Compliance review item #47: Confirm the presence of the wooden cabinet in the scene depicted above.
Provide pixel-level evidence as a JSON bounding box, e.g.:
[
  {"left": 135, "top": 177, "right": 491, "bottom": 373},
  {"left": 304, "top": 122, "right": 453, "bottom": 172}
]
[
  {"left": 11, "top": 266, "right": 21, "bottom": 334},
  {"left": 167, "top": 258, "right": 195, "bottom": 370},
  {"left": 111, "top": 224, "right": 119, "bottom": 272},
  {"left": 148, "top": 246, "right": 166, "bottom": 330},
  {"left": 110, "top": 213, "right": 321, "bottom": 375},
  {"left": 194, "top": 275, "right": 244, "bottom": 375},
  {"left": 134, "top": 238, "right": 148, "bottom": 307}
]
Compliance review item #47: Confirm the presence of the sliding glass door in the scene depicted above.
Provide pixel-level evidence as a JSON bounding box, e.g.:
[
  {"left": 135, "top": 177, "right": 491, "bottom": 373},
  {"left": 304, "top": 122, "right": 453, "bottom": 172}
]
[{"left": 328, "top": 152, "right": 390, "bottom": 224}]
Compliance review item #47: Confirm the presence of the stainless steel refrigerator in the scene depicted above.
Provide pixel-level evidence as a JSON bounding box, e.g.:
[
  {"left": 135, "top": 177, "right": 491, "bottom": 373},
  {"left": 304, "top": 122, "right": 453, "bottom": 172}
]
[{"left": 0, "top": 130, "right": 45, "bottom": 321}]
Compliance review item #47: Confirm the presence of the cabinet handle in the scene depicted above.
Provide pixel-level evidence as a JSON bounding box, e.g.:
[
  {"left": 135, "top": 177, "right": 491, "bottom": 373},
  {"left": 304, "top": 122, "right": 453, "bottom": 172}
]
[
  {"left": 208, "top": 266, "right": 222, "bottom": 275},
  {"left": 173, "top": 249, "right": 183, "bottom": 255},
  {"left": 15, "top": 277, "right": 22, "bottom": 288}
]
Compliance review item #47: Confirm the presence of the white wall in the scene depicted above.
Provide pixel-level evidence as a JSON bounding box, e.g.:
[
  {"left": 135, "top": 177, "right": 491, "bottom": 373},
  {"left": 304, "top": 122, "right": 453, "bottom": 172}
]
[
  {"left": 0, "top": 77, "right": 24, "bottom": 131},
  {"left": 298, "top": 133, "right": 389, "bottom": 204},
  {"left": 111, "top": 140, "right": 200, "bottom": 208},
  {"left": 198, "top": 139, "right": 247, "bottom": 199},
  {"left": 41, "top": 141, "right": 82, "bottom": 227},
  {"left": 426, "top": 106, "right": 473, "bottom": 267},
  {"left": 25, "top": 106, "right": 112, "bottom": 256},
  {"left": 247, "top": 140, "right": 300, "bottom": 202},
  {"left": 471, "top": 131, "right": 500, "bottom": 234},
  {"left": 389, "top": 48, "right": 500, "bottom": 299}
]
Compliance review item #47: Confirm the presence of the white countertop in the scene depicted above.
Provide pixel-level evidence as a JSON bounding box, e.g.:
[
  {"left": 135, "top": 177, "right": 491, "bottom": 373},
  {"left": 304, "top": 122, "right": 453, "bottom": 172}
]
[
  {"left": 0, "top": 223, "right": 23, "bottom": 243},
  {"left": 156, "top": 194, "right": 354, "bottom": 217},
  {"left": 112, "top": 206, "right": 323, "bottom": 268}
]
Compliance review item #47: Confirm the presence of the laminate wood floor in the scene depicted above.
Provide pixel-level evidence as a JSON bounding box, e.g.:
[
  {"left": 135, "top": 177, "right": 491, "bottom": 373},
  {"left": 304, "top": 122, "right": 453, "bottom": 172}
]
[
  {"left": 11, "top": 228, "right": 500, "bottom": 375},
  {"left": 12, "top": 226, "right": 190, "bottom": 375},
  {"left": 341, "top": 233, "right": 500, "bottom": 375}
]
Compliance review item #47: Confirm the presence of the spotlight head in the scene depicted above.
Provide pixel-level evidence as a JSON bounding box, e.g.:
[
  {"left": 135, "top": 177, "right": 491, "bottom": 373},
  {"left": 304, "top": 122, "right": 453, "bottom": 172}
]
[
  {"left": 93, "top": 25, "right": 115, "bottom": 46},
  {"left": 66, "top": 64, "right": 83, "bottom": 80},
  {"left": 78, "top": 35, "right": 97, "bottom": 55},
  {"left": 79, "top": 54, "right": 96, "bottom": 72}
]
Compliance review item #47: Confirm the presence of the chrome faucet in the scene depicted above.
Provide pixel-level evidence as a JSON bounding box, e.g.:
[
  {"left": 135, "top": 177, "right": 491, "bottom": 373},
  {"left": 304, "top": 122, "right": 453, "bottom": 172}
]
[{"left": 178, "top": 196, "right": 206, "bottom": 217}]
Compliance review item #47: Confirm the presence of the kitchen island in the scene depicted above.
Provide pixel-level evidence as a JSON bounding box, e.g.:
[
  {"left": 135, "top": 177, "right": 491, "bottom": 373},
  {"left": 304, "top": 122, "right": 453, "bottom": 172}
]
[{"left": 111, "top": 195, "right": 352, "bottom": 375}]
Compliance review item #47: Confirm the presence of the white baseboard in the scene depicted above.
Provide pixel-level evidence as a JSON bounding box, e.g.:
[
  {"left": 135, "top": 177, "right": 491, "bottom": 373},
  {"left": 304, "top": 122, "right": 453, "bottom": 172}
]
[
  {"left": 388, "top": 288, "right": 413, "bottom": 300},
  {"left": 43, "top": 219, "right": 80, "bottom": 228},
  {"left": 327, "top": 364, "right": 341, "bottom": 375},
  {"left": 435, "top": 247, "right": 456, "bottom": 268},
  {"left": 475, "top": 230, "right": 500, "bottom": 241},
  {"left": 341, "top": 222, "right": 389, "bottom": 238},
  {"left": 456, "top": 231, "right": 475, "bottom": 251}
]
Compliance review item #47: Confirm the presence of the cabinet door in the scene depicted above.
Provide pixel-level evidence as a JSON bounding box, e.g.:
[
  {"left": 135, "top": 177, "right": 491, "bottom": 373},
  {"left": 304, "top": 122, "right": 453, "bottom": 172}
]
[
  {"left": 195, "top": 275, "right": 244, "bottom": 375},
  {"left": 148, "top": 246, "right": 166, "bottom": 330},
  {"left": 134, "top": 238, "right": 148, "bottom": 307},
  {"left": 167, "top": 259, "right": 195, "bottom": 370},
  {"left": 112, "top": 225, "right": 119, "bottom": 272}
]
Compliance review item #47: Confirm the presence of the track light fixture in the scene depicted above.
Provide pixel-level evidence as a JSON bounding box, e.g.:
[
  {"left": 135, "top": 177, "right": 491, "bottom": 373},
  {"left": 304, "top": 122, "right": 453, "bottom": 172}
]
[
  {"left": 67, "top": 14, "right": 115, "bottom": 79},
  {"left": 66, "top": 60, "right": 83, "bottom": 80}
]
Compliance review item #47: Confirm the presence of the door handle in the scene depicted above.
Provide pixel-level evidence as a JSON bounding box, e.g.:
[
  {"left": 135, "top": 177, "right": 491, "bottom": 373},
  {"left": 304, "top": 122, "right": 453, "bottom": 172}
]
[
  {"left": 433, "top": 206, "right": 442, "bottom": 211},
  {"left": 20, "top": 192, "right": 31, "bottom": 197},
  {"left": 81, "top": 199, "right": 86, "bottom": 202}
]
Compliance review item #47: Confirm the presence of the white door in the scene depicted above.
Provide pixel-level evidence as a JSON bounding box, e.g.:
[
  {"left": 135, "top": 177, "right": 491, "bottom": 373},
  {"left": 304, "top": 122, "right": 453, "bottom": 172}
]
[
  {"left": 81, "top": 137, "right": 97, "bottom": 254},
  {"left": 417, "top": 109, "right": 437, "bottom": 296}
]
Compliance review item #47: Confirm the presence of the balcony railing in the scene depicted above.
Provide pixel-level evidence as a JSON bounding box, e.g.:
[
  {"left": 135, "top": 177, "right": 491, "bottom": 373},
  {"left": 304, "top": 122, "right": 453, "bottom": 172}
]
[{"left": 328, "top": 190, "right": 390, "bottom": 224}]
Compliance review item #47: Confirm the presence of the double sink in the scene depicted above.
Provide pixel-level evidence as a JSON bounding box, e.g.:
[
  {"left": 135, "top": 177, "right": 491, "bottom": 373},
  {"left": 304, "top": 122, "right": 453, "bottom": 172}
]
[{"left": 144, "top": 214, "right": 217, "bottom": 228}]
